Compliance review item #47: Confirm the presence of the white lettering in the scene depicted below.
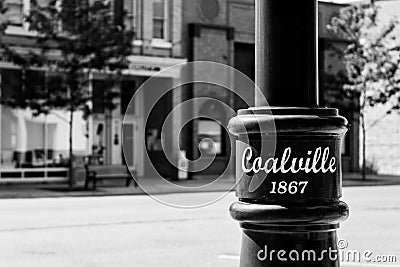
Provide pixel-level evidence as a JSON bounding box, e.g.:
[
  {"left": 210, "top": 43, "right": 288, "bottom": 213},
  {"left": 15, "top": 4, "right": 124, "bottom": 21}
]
[{"left": 242, "top": 147, "right": 337, "bottom": 175}]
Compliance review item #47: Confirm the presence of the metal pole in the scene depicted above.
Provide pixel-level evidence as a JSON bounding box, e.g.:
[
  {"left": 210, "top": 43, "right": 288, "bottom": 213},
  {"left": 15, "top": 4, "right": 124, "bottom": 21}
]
[
  {"left": 255, "top": 0, "right": 319, "bottom": 107},
  {"left": 229, "top": 1, "right": 349, "bottom": 266},
  {"left": 0, "top": 72, "right": 2, "bottom": 181}
]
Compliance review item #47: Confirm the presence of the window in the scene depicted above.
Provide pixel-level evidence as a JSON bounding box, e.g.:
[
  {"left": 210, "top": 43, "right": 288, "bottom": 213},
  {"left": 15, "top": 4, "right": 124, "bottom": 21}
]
[
  {"left": 124, "top": 0, "right": 138, "bottom": 36},
  {"left": 153, "top": 0, "right": 168, "bottom": 40},
  {"left": 5, "top": 0, "right": 49, "bottom": 28},
  {"left": 0, "top": 69, "right": 69, "bottom": 173},
  {"left": 1, "top": 69, "right": 23, "bottom": 99},
  {"left": 6, "top": 0, "right": 24, "bottom": 26},
  {"left": 1, "top": 69, "right": 46, "bottom": 102}
]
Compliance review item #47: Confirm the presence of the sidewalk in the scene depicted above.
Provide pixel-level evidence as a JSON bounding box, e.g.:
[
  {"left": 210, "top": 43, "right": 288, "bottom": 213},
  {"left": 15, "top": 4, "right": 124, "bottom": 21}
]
[
  {"left": 0, "top": 176, "right": 237, "bottom": 199},
  {"left": 342, "top": 173, "right": 400, "bottom": 187},
  {"left": 0, "top": 173, "right": 399, "bottom": 199}
]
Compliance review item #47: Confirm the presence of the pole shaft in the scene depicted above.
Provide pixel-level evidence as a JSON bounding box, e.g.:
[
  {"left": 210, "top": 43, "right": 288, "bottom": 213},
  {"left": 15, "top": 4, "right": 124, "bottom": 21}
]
[{"left": 255, "top": 0, "right": 319, "bottom": 107}]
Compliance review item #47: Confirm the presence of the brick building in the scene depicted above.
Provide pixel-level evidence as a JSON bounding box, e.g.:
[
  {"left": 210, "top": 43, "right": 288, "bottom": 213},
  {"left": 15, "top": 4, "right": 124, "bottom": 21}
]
[{"left": 182, "top": 0, "right": 360, "bottom": 178}]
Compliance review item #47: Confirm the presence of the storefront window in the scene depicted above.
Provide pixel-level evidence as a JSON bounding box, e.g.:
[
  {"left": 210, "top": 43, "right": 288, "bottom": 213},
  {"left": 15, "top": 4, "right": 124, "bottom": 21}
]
[
  {"left": 0, "top": 69, "right": 87, "bottom": 180},
  {"left": 0, "top": 111, "right": 66, "bottom": 168}
]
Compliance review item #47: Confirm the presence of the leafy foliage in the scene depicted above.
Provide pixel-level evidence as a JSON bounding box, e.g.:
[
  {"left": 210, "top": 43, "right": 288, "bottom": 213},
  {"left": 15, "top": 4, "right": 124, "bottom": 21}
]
[
  {"left": 328, "top": 2, "right": 400, "bottom": 112},
  {"left": 328, "top": 2, "right": 400, "bottom": 179},
  {"left": 1, "top": 0, "right": 133, "bottom": 115}
]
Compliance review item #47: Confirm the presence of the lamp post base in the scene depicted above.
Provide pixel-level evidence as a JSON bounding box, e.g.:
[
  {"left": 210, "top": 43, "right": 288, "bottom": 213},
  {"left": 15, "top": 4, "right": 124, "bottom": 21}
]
[
  {"left": 231, "top": 201, "right": 349, "bottom": 267},
  {"left": 228, "top": 107, "right": 349, "bottom": 267}
]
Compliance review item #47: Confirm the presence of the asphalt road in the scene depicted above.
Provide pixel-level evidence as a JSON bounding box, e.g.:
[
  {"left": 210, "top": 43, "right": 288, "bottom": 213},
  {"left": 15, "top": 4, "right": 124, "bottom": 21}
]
[{"left": 0, "top": 186, "right": 399, "bottom": 267}]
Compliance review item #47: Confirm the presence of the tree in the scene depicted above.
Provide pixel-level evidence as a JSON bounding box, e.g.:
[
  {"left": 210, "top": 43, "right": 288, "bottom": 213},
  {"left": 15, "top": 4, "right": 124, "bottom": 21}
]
[
  {"left": 0, "top": 0, "right": 133, "bottom": 185},
  {"left": 328, "top": 1, "right": 400, "bottom": 180}
]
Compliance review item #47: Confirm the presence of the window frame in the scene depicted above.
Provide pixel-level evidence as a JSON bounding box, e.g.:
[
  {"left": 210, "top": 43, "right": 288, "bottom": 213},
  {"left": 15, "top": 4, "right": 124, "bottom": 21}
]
[
  {"left": 152, "top": 0, "right": 169, "bottom": 41},
  {"left": 124, "top": 0, "right": 140, "bottom": 38},
  {"left": 4, "top": 0, "right": 41, "bottom": 36},
  {"left": 5, "top": 0, "right": 27, "bottom": 27}
]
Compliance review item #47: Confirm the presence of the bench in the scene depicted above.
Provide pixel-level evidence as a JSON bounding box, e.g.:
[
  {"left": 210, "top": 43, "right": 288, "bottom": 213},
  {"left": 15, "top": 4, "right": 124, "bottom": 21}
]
[{"left": 84, "top": 161, "right": 138, "bottom": 190}]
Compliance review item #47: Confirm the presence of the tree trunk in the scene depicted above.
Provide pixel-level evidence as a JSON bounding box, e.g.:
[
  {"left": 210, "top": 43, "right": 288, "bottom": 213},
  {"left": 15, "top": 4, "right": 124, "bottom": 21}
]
[
  {"left": 361, "top": 111, "right": 367, "bottom": 181},
  {"left": 68, "top": 106, "right": 74, "bottom": 188}
]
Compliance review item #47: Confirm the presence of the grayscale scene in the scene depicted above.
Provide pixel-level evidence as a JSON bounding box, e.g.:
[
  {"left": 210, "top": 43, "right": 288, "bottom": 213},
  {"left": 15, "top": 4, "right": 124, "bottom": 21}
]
[{"left": 0, "top": 0, "right": 399, "bottom": 266}]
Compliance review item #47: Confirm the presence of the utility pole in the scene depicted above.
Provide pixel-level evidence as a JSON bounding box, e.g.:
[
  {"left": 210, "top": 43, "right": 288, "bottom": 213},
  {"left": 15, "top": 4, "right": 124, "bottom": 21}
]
[{"left": 229, "top": 1, "right": 349, "bottom": 266}]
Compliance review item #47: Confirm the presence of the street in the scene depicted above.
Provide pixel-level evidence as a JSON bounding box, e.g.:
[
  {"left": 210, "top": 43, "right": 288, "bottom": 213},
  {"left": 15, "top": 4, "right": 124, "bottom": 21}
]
[{"left": 0, "top": 186, "right": 399, "bottom": 267}]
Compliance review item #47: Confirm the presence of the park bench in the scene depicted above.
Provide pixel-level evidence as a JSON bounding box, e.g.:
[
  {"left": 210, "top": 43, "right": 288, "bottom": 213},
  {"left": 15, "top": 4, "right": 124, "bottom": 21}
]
[{"left": 84, "top": 157, "right": 137, "bottom": 190}]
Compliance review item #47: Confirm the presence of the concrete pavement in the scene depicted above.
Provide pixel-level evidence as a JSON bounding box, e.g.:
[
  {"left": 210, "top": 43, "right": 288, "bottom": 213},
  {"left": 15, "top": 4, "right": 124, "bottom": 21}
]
[{"left": 0, "top": 186, "right": 398, "bottom": 267}]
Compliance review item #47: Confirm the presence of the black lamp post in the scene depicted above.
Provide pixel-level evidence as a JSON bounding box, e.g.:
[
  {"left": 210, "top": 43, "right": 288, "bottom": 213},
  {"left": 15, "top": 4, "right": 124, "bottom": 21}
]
[
  {"left": 254, "top": 0, "right": 319, "bottom": 107},
  {"left": 228, "top": 1, "right": 349, "bottom": 266}
]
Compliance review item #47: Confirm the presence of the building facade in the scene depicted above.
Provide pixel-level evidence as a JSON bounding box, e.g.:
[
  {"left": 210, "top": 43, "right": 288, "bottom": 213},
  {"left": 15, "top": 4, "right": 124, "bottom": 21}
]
[
  {"left": 0, "top": 0, "right": 363, "bottom": 184},
  {"left": 181, "top": 0, "right": 360, "bottom": 178},
  {"left": 0, "top": 0, "right": 186, "bottom": 183}
]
